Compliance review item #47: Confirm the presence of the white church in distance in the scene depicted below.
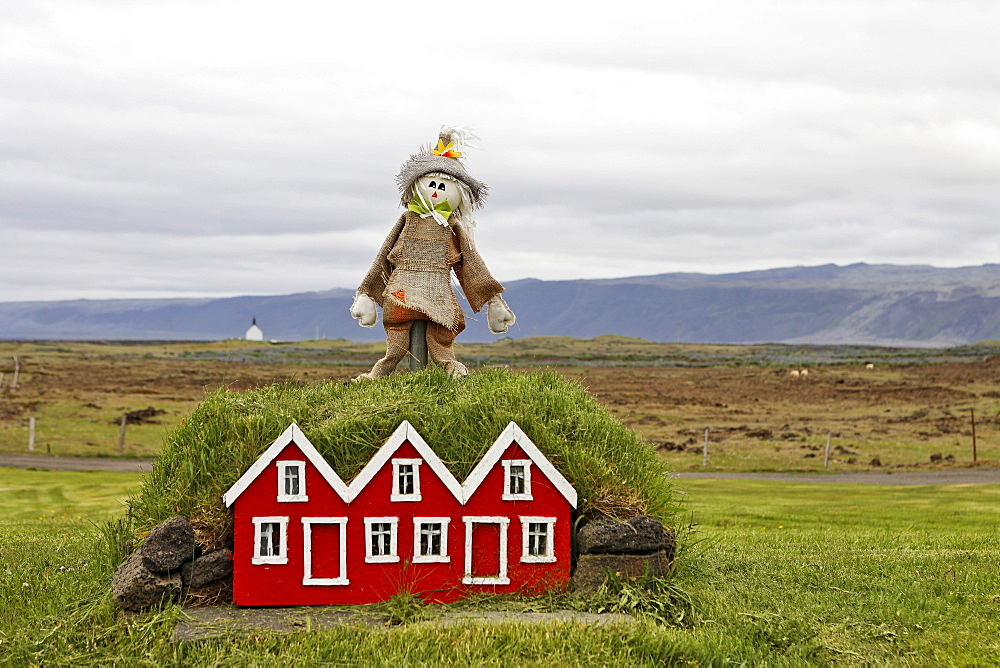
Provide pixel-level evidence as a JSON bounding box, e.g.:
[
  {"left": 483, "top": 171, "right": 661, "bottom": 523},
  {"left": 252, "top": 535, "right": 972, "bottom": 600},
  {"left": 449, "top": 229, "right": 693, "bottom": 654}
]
[{"left": 245, "top": 317, "right": 264, "bottom": 341}]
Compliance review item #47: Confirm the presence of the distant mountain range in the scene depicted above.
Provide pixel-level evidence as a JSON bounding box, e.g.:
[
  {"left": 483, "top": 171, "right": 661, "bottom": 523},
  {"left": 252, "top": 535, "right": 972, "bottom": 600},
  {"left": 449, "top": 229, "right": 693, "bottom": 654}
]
[{"left": 1, "top": 263, "right": 999, "bottom": 347}]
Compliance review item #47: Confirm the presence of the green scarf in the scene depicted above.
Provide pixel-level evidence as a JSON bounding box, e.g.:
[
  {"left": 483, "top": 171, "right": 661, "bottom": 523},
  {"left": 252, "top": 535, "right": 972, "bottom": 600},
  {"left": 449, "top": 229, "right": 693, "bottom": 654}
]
[{"left": 407, "top": 196, "right": 453, "bottom": 222}]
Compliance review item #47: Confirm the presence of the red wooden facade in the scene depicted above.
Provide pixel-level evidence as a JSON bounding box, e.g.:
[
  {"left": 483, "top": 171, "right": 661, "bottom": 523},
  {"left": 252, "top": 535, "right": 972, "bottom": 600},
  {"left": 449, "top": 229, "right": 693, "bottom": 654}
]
[{"left": 223, "top": 421, "right": 577, "bottom": 606}]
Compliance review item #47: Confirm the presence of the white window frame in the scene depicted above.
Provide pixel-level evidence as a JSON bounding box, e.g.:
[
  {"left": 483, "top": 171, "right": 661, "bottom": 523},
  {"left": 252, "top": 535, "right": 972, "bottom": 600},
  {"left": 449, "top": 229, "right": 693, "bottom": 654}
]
[
  {"left": 501, "top": 460, "right": 533, "bottom": 500},
  {"left": 277, "top": 460, "right": 308, "bottom": 502},
  {"left": 412, "top": 517, "right": 450, "bottom": 563},
  {"left": 364, "top": 517, "right": 400, "bottom": 563},
  {"left": 520, "top": 516, "right": 557, "bottom": 563},
  {"left": 390, "top": 458, "right": 422, "bottom": 501},
  {"left": 462, "top": 516, "right": 510, "bottom": 585},
  {"left": 301, "top": 517, "right": 349, "bottom": 585},
  {"left": 251, "top": 516, "right": 289, "bottom": 565}
]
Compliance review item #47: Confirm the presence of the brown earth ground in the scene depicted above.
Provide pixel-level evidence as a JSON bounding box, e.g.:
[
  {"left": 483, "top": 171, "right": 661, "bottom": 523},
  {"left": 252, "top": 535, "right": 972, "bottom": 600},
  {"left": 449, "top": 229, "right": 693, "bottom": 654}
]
[{"left": 0, "top": 340, "right": 997, "bottom": 473}]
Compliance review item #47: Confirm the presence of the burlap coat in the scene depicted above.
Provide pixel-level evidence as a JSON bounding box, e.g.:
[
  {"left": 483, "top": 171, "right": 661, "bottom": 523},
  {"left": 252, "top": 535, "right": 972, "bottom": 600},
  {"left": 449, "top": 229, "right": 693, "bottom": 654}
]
[{"left": 357, "top": 211, "right": 504, "bottom": 332}]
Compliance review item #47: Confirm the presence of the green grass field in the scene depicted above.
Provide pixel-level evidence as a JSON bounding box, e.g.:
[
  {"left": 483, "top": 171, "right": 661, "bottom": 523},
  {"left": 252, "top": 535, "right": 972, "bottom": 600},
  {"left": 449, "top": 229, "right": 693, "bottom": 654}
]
[{"left": 2, "top": 468, "right": 998, "bottom": 665}]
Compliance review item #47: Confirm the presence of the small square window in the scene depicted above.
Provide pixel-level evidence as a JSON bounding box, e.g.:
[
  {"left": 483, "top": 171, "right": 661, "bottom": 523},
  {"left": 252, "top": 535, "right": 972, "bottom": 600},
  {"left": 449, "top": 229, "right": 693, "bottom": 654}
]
[
  {"left": 364, "top": 517, "right": 399, "bottom": 563},
  {"left": 502, "top": 460, "right": 532, "bottom": 500},
  {"left": 252, "top": 516, "right": 289, "bottom": 565},
  {"left": 520, "top": 516, "right": 556, "bottom": 563},
  {"left": 412, "top": 517, "right": 450, "bottom": 563},
  {"left": 420, "top": 523, "right": 441, "bottom": 554},
  {"left": 391, "top": 459, "right": 422, "bottom": 501},
  {"left": 277, "top": 461, "right": 308, "bottom": 502},
  {"left": 260, "top": 523, "right": 281, "bottom": 555},
  {"left": 285, "top": 468, "right": 300, "bottom": 496},
  {"left": 509, "top": 465, "right": 526, "bottom": 494},
  {"left": 398, "top": 464, "right": 415, "bottom": 495},
  {"left": 527, "top": 523, "right": 548, "bottom": 555}
]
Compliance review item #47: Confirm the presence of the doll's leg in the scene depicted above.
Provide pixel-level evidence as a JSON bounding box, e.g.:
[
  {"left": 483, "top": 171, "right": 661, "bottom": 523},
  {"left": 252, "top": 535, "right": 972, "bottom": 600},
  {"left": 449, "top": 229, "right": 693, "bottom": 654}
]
[
  {"left": 355, "top": 322, "right": 412, "bottom": 379},
  {"left": 426, "top": 321, "right": 467, "bottom": 378},
  {"left": 355, "top": 303, "right": 416, "bottom": 380}
]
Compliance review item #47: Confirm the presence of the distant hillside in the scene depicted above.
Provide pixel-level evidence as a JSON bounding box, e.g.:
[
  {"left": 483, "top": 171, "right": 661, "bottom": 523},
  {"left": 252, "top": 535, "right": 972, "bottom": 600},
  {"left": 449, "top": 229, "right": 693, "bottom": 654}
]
[{"left": 1, "top": 263, "right": 998, "bottom": 346}]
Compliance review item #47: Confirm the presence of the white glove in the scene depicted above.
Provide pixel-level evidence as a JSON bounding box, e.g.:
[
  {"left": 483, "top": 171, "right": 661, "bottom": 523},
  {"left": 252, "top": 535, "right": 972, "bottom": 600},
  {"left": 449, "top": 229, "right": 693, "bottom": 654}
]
[
  {"left": 350, "top": 293, "right": 378, "bottom": 328},
  {"left": 487, "top": 295, "right": 516, "bottom": 334}
]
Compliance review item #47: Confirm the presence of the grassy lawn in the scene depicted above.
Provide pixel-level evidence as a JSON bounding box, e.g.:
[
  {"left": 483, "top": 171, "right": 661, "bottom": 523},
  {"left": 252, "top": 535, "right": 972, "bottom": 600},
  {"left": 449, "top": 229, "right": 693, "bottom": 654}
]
[
  {"left": 673, "top": 479, "right": 1000, "bottom": 663},
  {"left": 1, "top": 468, "right": 998, "bottom": 665}
]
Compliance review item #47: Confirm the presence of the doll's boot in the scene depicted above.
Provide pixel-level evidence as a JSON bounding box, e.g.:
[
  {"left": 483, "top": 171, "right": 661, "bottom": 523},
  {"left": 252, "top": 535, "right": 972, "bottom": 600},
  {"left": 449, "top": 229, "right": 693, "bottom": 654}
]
[
  {"left": 425, "top": 322, "right": 466, "bottom": 377},
  {"left": 443, "top": 360, "right": 468, "bottom": 378}
]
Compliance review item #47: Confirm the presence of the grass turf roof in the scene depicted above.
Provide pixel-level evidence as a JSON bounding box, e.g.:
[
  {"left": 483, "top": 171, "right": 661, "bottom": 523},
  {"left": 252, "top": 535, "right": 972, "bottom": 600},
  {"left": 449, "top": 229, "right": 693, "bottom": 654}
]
[{"left": 128, "top": 368, "right": 676, "bottom": 547}]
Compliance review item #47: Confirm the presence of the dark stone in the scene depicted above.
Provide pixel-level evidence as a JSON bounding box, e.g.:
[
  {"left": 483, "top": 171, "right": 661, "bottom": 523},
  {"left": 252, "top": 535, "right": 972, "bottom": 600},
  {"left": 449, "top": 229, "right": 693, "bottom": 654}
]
[
  {"left": 870, "top": 457, "right": 882, "bottom": 467},
  {"left": 181, "top": 549, "right": 233, "bottom": 588},
  {"left": 140, "top": 516, "right": 196, "bottom": 573},
  {"left": 577, "top": 516, "right": 671, "bottom": 555},
  {"left": 570, "top": 550, "right": 672, "bottom": 593},
  {"left": 112, "top": 551, "right": 183, "bottom": 612}
]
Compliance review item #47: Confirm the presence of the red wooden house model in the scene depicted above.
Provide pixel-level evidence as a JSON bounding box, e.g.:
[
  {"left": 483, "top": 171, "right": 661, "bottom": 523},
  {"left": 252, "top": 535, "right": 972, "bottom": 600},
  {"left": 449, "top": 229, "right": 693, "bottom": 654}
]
[{"left": 223, "top": 421, "right": 577, "bottom": 606}]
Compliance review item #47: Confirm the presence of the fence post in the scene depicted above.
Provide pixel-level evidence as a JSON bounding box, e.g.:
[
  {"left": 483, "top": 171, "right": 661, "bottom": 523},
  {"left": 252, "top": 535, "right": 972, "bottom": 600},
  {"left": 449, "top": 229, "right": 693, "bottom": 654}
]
[
  {"left": 702, "top": 428, "right": 709, "bottom": 467},
  {"left": 970, "top": 409, "right": 977, "bottom": 463},
  {"left": 408, "top": 320, "right": 429, "bottom": 371},
  {"left": 824, "top": 432, "right": 832, "bottom": 469},
  {"left": 118, "top": 415, "right": 128, "bottom": 453},
  {"left": 11, "top": 357, "right": 19, "bottom": 391},
  {"left": 28, "top": 417, "right": 36, "bottom": 452}
]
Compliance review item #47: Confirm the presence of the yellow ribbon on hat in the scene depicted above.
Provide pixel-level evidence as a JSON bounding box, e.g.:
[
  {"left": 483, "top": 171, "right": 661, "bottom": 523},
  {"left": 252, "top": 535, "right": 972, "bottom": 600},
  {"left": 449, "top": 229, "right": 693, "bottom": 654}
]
[{"left": 432, "top": 139, "right": 463, "bottom": 158}]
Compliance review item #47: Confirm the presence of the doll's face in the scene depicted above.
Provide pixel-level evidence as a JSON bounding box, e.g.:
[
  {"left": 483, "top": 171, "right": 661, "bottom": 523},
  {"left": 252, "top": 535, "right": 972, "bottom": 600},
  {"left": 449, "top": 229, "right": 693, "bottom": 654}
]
[{"left": 415, "top": 174, "right": 464, "bottom": 211}]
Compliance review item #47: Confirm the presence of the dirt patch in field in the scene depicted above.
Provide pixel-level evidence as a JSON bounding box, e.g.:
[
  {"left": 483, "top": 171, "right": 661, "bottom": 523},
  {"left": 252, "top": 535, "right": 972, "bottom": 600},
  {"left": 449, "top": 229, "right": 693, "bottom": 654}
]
[
  {"left": 1, "top": 342, "right": 996, "bottom": 471},
  {"left": 558, "top": 359, "right": 1000, "bottom": 471},
  {"left": 111, "top": 407, "right": 168, "bottom": 425}
]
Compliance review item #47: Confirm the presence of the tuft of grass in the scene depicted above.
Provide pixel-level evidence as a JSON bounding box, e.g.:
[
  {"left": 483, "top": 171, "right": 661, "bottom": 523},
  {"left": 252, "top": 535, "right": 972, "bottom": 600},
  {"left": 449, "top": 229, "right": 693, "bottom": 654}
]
[
  {"left": 378, "top": 590, "right": 430, "bottom": 625},
  {"left": 593, "top": 577, "right": 699, "bottom": 627},
  {"left": 128, "top": 368, "right": 677, "bottom": 547}
]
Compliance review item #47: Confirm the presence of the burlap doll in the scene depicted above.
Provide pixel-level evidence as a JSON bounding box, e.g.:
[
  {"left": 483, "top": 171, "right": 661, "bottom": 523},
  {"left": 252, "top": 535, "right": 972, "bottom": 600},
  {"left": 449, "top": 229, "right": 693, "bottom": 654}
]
[{"left": 350, "top": 126, "right": 515, "bottom": 379}]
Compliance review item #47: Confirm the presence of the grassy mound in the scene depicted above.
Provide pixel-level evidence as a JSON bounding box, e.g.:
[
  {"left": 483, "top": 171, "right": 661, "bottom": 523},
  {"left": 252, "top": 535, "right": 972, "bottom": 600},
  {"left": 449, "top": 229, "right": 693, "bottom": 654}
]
[{"left": 128, "top": 368, "right": 676, "bottom": 547}]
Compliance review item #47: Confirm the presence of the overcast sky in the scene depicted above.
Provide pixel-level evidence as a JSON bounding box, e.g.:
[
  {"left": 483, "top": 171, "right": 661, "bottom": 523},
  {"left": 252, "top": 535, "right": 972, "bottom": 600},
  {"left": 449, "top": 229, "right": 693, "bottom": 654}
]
[{"left": 2, "top": 0, "right": 998, "bottom": 302}]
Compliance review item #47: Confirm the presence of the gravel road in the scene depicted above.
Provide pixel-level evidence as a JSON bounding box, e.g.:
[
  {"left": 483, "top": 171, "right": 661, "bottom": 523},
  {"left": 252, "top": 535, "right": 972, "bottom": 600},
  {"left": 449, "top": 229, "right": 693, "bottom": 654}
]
[
  {"left": 671, "top": 468, "right": 1000, "bottom": 485},
  {"left": 0, "top": 453, "right": 153, "bottom": 473},
  {"left": 2, "top": 453, "right": 998, "bottom": 485}
]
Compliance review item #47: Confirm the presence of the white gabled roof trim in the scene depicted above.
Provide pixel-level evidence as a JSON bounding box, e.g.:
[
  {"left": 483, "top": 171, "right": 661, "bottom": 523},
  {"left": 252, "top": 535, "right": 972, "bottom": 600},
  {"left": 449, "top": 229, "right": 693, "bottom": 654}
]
[
  {"left": 224, "top": 421, "right": 575, "bottom": 509},
  {"left": 462, "top": 422, "right": 578, "bottom": 508},
  {"left": 345, "top": 420, "right": 465, "bottom": 504},
  {"left": 223, "top": 423, "right": 349, "bottom": 507}
]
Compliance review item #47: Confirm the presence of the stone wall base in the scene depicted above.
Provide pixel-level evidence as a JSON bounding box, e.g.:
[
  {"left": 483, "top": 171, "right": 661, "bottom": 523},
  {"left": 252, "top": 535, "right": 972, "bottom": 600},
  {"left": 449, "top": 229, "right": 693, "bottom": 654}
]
[{"left": 570, "top": 549, "right": 671, "bottom": 593}]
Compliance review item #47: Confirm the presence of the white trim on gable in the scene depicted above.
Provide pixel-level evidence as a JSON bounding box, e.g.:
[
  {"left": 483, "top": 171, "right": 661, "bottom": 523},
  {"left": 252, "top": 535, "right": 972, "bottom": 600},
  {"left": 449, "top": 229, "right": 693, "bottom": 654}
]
[
  {"left": 462, "top": 422, "right": 578, "bottom": 508},
  {"left": 223, "top": 423, "right": 349, "bottom": 507},
  {"left": 346, "top": 421, "right": 464, "bottom": 504}
]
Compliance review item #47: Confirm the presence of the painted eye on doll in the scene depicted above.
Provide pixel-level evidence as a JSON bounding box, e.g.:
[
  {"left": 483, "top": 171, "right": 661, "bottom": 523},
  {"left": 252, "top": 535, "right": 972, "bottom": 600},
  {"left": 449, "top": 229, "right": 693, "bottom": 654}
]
[
  {"left": 437, "top": 183, "right": 446, "bottom": 191},
  {"left": 428, "top": 181, "right": 437, "bottom": 189}
]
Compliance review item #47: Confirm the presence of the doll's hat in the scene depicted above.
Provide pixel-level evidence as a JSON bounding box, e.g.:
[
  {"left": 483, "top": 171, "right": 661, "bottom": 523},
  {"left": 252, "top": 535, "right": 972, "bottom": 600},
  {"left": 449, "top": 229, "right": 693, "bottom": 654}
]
[{"left": 395, "top": 126, "right": 489, "bottom": 209}]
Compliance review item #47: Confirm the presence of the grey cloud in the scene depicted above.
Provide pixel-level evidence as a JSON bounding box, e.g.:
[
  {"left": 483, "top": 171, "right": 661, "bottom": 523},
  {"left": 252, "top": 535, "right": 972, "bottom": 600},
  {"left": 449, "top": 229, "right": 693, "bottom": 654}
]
[{"left": 1, "top": 0, "right": 998, "bottom": 302}]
